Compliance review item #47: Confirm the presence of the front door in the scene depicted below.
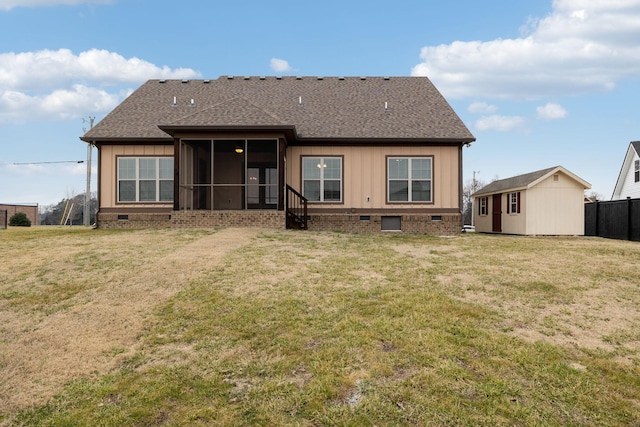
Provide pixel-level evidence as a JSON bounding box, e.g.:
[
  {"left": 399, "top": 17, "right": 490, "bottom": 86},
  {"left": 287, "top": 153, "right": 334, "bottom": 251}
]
[{"left": 492, "top": 193, "right": 502, "bottom": 232}]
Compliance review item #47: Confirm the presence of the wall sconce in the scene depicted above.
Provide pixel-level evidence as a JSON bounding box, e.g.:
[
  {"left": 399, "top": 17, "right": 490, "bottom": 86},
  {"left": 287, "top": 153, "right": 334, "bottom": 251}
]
[{"left": 235, "top": 146, "right": 244, "bottom": 154}]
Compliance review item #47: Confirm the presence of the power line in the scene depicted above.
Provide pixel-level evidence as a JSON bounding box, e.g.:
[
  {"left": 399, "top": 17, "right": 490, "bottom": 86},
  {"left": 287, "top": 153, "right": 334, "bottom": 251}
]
[{"left": 11, "top": 160, "right": 84, "bottom": 165}]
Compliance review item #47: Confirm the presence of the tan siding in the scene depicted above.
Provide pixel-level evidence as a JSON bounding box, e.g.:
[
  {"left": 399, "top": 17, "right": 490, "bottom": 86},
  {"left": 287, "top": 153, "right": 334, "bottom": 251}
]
[
  {"left": 287, "top": 145, "right": 460, "bottom": 210},
  {"left": 99, "top": 144, "right": 174, "bottom": 209}
]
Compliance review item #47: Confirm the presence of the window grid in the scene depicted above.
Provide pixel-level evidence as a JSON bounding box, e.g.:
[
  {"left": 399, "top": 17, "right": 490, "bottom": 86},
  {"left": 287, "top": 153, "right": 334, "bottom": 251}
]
[
  {"left": 387, "top": 157, "right": 432, "bottom": 202},
  {"left": 302, "top": 157, "right": 342, "bottom": 202},
  {"left": 117, "top": 157, "right": 174, "bottom": 203}
]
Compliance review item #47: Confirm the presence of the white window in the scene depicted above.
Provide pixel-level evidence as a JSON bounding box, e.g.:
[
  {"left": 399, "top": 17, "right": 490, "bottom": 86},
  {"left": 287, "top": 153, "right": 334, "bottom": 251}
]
[
  {"left": 387, "top": 157, "right": 432, "bottom": 202},
  {"left": 479, "top": 197, "right": 488, "bottom": 216},
  {"left": 302, "top": 157, "right": 342, "bottom": 202},
  {"left": 635, "top": 160, "right": 639, "bottom": 183},
  {"left": 507, "top": 192, "right": 521, "bottom": 214},
  {"left": 117, "top": 157, "right": 174, "bottom": 203}
]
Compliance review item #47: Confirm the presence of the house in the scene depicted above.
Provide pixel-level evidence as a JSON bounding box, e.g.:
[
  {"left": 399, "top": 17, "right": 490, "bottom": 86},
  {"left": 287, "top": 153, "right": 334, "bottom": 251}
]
[
  {"left": 611, "top": 141, "right": 640, "bottom": 200},
  {"left": 472, "top": 166, "right": 591, "bottom": 235},
  {"left": 80, "top": 76, "right": 475, "bottom": 234}
]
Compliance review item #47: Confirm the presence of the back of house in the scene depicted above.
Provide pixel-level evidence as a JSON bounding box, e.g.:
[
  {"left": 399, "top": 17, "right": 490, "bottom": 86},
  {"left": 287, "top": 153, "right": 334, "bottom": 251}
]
[{"left": 81, "top": 76, "right": 475, "bottom": 234}]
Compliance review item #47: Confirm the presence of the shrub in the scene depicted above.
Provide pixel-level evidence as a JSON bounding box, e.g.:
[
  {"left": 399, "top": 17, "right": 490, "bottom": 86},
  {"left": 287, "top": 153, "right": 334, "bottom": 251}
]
[{"left": 9, "top": 212, "right": 31, "bottom": 227}]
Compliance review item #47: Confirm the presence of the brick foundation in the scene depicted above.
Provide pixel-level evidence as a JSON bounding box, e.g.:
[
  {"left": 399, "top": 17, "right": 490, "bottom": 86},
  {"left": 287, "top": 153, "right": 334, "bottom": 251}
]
[
  {"left": 307, "top": 213, "right": 462, "bottom": 235},
  {"left": 171, "top": 210, "right": 285, "bottom": 228},
  {"left": 97, "top": 210, "right": 461, "bottom": 235}
]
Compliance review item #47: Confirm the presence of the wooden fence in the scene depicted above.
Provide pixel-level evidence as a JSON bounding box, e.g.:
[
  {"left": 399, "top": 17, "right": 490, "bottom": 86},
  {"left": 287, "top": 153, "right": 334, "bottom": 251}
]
[{"left": 585, "top": 198, "right": 640, "bottom": 241}]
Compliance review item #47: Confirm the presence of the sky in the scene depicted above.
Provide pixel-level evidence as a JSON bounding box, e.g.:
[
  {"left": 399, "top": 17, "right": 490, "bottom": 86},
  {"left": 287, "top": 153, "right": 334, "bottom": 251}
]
[{"left": 1, "top": 0, "right": 639, "bottom": 207}]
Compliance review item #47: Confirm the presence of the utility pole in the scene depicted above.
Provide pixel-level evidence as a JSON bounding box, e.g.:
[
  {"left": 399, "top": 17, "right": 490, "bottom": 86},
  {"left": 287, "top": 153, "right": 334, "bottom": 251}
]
[
  {"left": 82, "top": 117, "right": 95, "bottom": 227},
  {"left": 471, "top": 171, "right": 479, "bottom": 227}
]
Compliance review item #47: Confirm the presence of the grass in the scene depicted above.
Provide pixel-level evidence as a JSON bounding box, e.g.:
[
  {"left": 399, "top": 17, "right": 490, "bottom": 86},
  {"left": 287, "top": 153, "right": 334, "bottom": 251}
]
[{"left": 1, "top": 227, "right": 640, "bottom": 425}]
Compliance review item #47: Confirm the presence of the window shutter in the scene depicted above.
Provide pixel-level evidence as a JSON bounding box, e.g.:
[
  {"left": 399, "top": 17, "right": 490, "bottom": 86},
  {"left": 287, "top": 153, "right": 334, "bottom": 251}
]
[
  {"left": 517, "top": 192, "right": 521, "bottom": 213},
  {"left": 506, "top": 193, "right": 510, "bottom": 214}
]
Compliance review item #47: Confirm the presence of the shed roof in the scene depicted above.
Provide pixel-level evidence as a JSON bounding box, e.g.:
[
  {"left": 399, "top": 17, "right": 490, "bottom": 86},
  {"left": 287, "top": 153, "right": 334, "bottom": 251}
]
[
  {"left": 473, "top": 166, "right": 591, "bottom": 197},
  {"left": 81, "top": 76, "right": 475, "bottom": 143}
]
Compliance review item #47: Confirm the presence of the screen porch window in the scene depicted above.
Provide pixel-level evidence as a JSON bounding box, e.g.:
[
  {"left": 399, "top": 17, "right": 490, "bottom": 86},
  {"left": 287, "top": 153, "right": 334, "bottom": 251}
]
[
  {"left": 387, "top": 157, "right": 432, "bottom": 202},
  {"left": 302, "top": 157, "right": 342, "bottom": 202},
  {"left": 117, "top": 157, "right": 174, "bottom": 203}
]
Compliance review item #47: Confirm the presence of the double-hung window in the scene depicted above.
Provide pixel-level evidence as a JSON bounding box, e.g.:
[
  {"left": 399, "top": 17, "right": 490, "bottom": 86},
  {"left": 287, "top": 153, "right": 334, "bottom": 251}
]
[
  {"left": 479, "top": 197, "right": 488, "bottom": 216},
  {"left": 118, "top": 157, "right": 174, "bottom": 203},
  {"left": 302, "top": 156, "right": 342, "bottom": 202},
  {"left": 387, "top": 157, "right": 432, "bottom": 202},
  {"left": 507, "top": 192, "right": 521, "bottom": 214}
]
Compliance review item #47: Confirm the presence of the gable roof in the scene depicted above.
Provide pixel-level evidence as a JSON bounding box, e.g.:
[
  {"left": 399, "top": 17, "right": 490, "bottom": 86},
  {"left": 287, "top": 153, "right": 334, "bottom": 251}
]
[
  {"left": 611, "top": 141, "right": 640, "bottom": 199},
  {"left": 81, "top": 76, "right": 475, "bottom": 144},
  {"left": 473, "top": 166, "right": 590, "bottom": 197}
]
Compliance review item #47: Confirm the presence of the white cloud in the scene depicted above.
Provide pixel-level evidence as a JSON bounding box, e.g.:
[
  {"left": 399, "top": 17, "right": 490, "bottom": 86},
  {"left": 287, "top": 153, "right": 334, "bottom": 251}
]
[
  {"left": 475, "top": 115, "right": 526, "bottom": 132},
  {"left": 0, "top": 49, "right": 200, "bottom": 123},
  {"left": 0, "top": 0, "right": 111, "bottom": 11},
  {"left": 536, "top": 102, "right": 568, "bottom": 120},
  {"left": 468, "top": 102, "right": 497, "bottom": 114},
  {"left": 270, "top": 58, "right": 292, "bottom": 73},
  {"left": 412, "top": 0, "right": 640, "bottom": 99},
  {"left": 0, "top": 49, "right": 200, "bottom": 91}
]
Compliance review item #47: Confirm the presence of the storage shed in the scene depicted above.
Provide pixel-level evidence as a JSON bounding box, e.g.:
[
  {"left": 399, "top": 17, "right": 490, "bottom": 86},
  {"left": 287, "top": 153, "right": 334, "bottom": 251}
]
[{"left": 472, "top": 166, "right": 590, "bottom": 235}]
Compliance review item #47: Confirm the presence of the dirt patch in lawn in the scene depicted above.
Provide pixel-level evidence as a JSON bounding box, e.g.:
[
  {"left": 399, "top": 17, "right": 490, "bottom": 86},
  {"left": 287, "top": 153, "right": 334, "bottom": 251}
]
[{"left": 0, "top": 228, "right": 260, "bottom": 413}]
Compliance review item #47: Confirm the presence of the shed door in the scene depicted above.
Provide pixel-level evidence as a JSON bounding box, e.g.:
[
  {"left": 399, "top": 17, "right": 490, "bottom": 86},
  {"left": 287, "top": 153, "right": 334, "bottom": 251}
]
[{"left": 492, "top": 193, "right": 502, "bottom": 233}]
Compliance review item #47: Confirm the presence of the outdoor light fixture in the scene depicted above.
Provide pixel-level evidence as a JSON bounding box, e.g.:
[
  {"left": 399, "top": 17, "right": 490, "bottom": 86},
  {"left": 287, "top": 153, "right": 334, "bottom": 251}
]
[{"left": 235, "top": 146, "right": 244, "bottom": 154}]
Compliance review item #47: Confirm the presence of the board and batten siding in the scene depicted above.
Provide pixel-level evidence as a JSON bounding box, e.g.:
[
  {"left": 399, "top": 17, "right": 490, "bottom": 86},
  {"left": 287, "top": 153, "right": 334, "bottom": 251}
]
[
  {"left": 525, "top": 173, "right": 585, "bottom": 235},
  {"left": 99, "top": 144, "right": 174, "bottom": 209},
  {"left": 287, "top": 145, "right": 460, "bottom": 210}
]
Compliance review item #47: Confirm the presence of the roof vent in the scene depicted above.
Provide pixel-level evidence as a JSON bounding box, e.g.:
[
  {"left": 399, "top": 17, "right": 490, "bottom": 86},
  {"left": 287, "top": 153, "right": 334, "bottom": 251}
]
[
  {"left": 317, "top": 76, "right": 323, "bottom": 80},
  {"left": 296, "top": 76, "right": 302, "bottom": 80},
  {"left": 190, "top": 99, "right": 195, "bottom": 107},
  {"left": 227, "top": 75, "right": 234, "bottom": 80},
  {"left": 338, "top": 76, "right": 345, "bottom": 80},
  {"left": 383, "top": 76, "right": 390, "bottom": 80},
  {"left": 384, "top": 101, "right": 389, "bottom": 111},
  {"left": 360, "top": 77, "right": 367, "bottom": 80},
  {"left": 298, "top": 96, "right": 303, "bottom": 106},
  {"left": 244, "top": 76, "right": 250, "bottom": 80},
  {"left": 182, "top": 79, "right": 189, "bottom": 84},
  {"left": 276, "top": 76, "right": 282, "bottom": 80},
  {"left": 259, "top": 76, "right": 266, "bottom": 80},
  {"left": 159, "top": 79, "right": 166, "bottom": 84},
  {"left": 172, "top": 96, "right": 177, "bottom": 107},
  {"left": 203, "top": 79, "right": 210, "bottom": 84}
]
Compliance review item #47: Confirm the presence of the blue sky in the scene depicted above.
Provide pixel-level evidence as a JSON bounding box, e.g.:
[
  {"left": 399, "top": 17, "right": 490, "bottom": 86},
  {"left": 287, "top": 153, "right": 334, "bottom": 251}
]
[{"left": 1, "top": 0, "right": 638, "bottom": 207}]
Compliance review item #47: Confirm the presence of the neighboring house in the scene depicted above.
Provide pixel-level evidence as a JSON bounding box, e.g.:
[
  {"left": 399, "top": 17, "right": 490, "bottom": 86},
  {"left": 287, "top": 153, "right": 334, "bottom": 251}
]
[
  {"left": 611, "top": 141, "right": 640, "bottom": 200},
  {"left": 81, "top": 76, "right": 475, "bottom": 234},
  {"left": 472, "top": 166, "right": 591, "bottom": 235}
]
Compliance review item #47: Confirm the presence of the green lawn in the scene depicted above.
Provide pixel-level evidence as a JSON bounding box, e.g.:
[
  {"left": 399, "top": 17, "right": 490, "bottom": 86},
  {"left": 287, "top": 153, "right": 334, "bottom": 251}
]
[{"left": 1, "top": 227, "right": 639, "bottom": 426}]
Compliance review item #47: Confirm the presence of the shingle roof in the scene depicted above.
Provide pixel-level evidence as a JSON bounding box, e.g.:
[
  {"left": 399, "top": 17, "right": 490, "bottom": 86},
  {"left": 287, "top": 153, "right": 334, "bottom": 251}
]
[
  {"left": 473, "top": 166, "right": 561, "bottom": 196},
  {"left": 81, "top": 76, "right": 475, "bottom": 143}
]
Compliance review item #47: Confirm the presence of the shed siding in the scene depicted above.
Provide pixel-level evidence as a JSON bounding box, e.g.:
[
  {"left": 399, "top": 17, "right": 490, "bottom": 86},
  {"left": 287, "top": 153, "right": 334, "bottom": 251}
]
[
  {"left": 99, "top": 144, "right": 175, "bottom": 209},
  {"left": 501, "top": 191, "right": 527, "bottom": 235},
  {"left": 526, "top": 174, "right": 585, "bottom": 235},
  {"left": 287, "top": 145, "right": 460, "bottom": 210}
]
